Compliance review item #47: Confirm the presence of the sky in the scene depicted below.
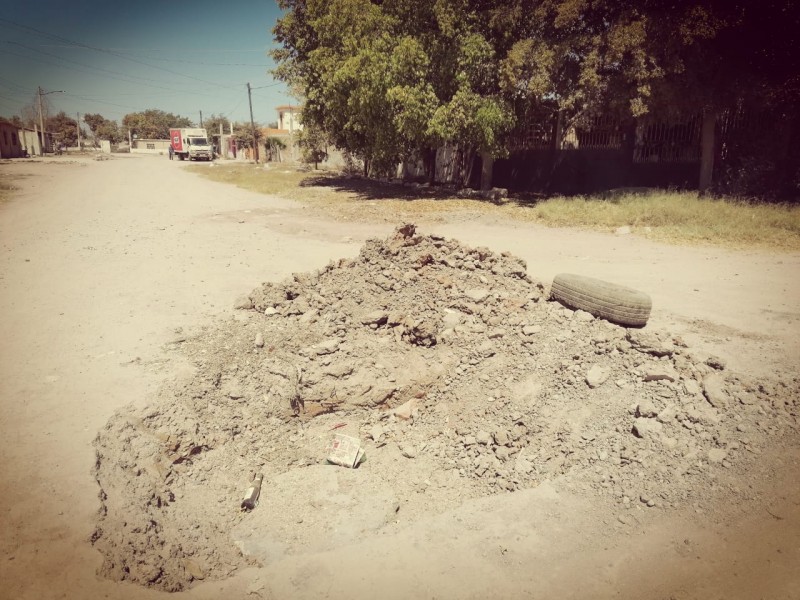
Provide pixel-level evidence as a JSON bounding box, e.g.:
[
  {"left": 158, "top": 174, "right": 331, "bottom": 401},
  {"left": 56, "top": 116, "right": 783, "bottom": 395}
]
[{"left": 0, "top": 0, "right": 294, "bottom": 129}]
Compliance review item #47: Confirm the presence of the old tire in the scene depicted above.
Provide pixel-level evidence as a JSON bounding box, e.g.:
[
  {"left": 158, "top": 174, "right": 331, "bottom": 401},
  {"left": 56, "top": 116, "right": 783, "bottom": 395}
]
[{"left": 550, "top": 273, "right": 651, "bottom": 328}]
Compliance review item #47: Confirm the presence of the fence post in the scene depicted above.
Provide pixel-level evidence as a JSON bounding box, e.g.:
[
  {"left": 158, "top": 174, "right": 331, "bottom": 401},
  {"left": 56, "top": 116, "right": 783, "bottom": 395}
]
[{"left": 699, "top": 110, "right": 717, "bottom": 193}]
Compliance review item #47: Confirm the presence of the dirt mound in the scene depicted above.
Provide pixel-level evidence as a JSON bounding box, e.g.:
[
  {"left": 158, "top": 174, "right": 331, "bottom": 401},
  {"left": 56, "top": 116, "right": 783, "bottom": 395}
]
[{"left": 92, "top": 225, "right": 799, "bottom": 592}]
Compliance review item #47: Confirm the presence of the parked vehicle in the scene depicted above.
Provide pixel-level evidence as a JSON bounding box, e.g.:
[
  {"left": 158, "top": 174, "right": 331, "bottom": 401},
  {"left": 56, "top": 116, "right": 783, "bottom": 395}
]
[{"left": 169, "top": 128, "right": 213, "bottom": 161}]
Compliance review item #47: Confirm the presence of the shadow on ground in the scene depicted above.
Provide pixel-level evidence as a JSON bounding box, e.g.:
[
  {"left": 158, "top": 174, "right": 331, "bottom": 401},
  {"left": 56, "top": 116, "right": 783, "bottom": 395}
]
[{"left": 299, "top": 172, "right": 548, "bottom": 207}]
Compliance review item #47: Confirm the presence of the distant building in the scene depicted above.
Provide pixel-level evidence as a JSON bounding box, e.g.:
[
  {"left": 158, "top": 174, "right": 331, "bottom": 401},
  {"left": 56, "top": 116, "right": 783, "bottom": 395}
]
[
  {"left": 276, "top": 105, "right": 303, "bottom": 132},
  {"left": 0, "top": 121, "right": 23, "bottom": 158},
  {"left": 0, "top": 121, "right": 55, "bottom": 158},
  {"left": 130, "top": 139, "right": 171, "bottom": 154},
  {"left": 260, "top": 105, "right": 304, "bottom": 162}
]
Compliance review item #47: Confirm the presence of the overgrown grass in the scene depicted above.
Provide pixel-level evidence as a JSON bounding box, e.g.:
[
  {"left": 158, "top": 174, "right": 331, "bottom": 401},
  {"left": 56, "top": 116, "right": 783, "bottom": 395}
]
[
  {"left": 520, "top": 191, "right": 800, "bottom": 249},
  {"left": 190, "top": 163, "right": 800, "bottom": 250}
]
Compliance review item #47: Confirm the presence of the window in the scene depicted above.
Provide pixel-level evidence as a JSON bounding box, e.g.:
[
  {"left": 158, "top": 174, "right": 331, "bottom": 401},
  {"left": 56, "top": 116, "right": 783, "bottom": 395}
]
[{"left": 146, "top": 143, "right": 155, "bottom": 150}]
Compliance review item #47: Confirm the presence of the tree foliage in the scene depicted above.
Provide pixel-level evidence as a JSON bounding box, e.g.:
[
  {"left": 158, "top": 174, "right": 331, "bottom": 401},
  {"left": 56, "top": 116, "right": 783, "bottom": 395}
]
[
  {"left": 84, "top": 113, "right": 122, "bottom": 144},
  {"left": 273, "top": 0, "right": 798, "bottom": 184},
  {"left": 121, "top": 109, "right": 192, "bottom": 140},
  {"left": 272, "top": 0, "right": 514, "bottom": 182},
  {"left": 297, "top": 121, "right": 329, "bottom": 168},
  {"left": 45, "top": 111, "right": 85, "bottom": 146},
  {"left": 202, "top": 113, "right": 232, "bottom": 137}
]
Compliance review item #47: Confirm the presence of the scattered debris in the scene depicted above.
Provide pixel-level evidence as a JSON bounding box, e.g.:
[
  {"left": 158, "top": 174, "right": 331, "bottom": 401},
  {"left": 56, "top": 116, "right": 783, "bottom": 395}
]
[
  {"left": 327, "top": 433, "right": 365, "bottom": 468},
  {"left": 241, "top": 473, "right": 264, "bottom": 511}
]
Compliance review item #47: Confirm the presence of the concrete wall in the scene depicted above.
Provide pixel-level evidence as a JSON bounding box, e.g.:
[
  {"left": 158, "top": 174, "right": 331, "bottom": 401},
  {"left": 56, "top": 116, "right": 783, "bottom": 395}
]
[
  {"left": 18, "top": 129, "right": 42, "bottom": 157},
  {"left": 131, "top": 139, "right": 170, "bottom": 154}
]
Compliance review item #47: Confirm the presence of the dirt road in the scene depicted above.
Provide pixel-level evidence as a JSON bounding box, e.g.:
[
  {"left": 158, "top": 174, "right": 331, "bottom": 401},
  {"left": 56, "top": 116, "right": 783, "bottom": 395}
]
[{"left": 1, "top": 154, "right": 798, "bottom": 599}]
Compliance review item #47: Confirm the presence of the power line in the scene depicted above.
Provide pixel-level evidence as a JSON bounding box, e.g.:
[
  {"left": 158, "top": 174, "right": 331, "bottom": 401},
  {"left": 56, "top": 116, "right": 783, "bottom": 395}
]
[
  {"left": 0, "top": 18, "right": 241, "bottom": 90},
  {"left": 0, "top": 46, "right": 238, "bottom": 99},
  {"left": 32, "top": 43, "right": 273, "bottom": 66}
]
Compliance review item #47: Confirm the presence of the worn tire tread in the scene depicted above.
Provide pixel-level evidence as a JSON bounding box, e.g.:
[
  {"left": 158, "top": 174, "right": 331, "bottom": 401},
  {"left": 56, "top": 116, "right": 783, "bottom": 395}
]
[{"left": 550, "top": 273, "right": 652, "bottom": 327}]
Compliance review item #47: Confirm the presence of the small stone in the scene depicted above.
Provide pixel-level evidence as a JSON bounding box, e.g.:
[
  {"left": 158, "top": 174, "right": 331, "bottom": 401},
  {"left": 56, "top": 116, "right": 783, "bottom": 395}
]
[
  {"left": 233, "top": 296, "right": 253, "bottom": 310},
  {"left": 369, "top": 425, "right": 385, "bottom": 442},
  {"left": 703, "top": 374, "right": 729, "bottom": 408},
  {"left": 707, "top": 448, "right": 728, "bottom": 464},
  {"left": 495, "top": 447, "right": 511, "bottom": 461},
  {"left": 227, "top": 388, "right": 244, "bottom": 400},
  {"left": 705, "top": 355, "right": 727, "bottom": 370},
  {"left": 618, "top": 514, "right": 631, "bottom": 525},
  {"left": 644, "top": 365, "right": 678, "bottom": 382},
  {"left": 632, "top": 418, "right": 663, "bottom": 439},
  {"left": 636, "top": 399, "right": 659, "bottom": 418},
  {"left": 463, "top": 435, "right": 477, "bottom": 446},
  {"left": 493, "top": 430, "right": 510, "bottom": 446},
  {"left": 254, "top": 332, "right": 265, "bottom": 348},
  {"left": 586, "top": 365, "right": 610, "bottom": 388},
  {"left": 392, "top": 399, "right": 418, "bottom": 420},
  {"left": 574, "top": 310, "right": 594, "bottom": 322},
  {"left": 522, "top": 324, "right": 542, "bottom": 336},
  {"left": 476, "top": 430, "right": 492, "bottom": 445},
  {"left": 184, "top": 559, "right": 205, "bottom": 580},
  {"left": 656, "top": 405, "right": 677, "bottom": 423},
  {"left": 264, "top": 307, "right": 278, "bottom": 316},
  {"left": 465, "top": 288, "right": 490, "bottom": 303},
  {"left": 361, "top": 310, "right": 388, "bottom": 325},
  {"left": 401, "top": 445, "right": 417, "bottom": 459},
  {"left": 660, "top": 437, "right": 678, "bottom": 449},
  {"left": 315, "top": 339, "right": 341, "bottom": 355}
]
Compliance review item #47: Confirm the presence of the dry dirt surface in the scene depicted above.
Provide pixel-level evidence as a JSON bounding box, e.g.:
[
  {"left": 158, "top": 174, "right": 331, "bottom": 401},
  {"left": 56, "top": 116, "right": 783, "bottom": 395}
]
[{"left": 1, "top": 154, "right": 800, "bottom": 600}]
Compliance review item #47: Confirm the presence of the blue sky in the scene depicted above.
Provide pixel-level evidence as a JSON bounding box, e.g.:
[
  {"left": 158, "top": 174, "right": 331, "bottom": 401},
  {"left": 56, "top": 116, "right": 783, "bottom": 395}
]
[{"left": 0, "top": 0, "right": 293, "bottom": 129}]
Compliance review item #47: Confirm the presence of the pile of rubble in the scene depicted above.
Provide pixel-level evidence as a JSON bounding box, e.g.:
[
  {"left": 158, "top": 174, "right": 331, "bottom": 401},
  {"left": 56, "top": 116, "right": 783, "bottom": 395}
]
[{"left": 92, "top": 224, "right": 799, "bottom": 591}]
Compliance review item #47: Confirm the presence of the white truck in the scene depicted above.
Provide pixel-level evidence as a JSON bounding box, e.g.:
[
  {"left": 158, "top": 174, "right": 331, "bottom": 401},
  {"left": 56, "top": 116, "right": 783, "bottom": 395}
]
[{"left": 169, "top": 127, "right": 213, "bottom": 161}]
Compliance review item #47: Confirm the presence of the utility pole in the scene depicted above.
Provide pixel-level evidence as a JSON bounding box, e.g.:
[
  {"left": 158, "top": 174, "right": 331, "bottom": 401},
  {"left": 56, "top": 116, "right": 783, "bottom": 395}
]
[
  {"left": 36, "top": 87, "right": 64, "bottom": 155},
  {"left": 200, "top": 110, "right": 203, "bottom": 128},
  {"left": 37, "top": 87, "right": 45, "bottom": 155},
  {"left": 76, "top": 112, "right": 81, "bottom": 150},
  {"left": 247, "top": 82, "right": 259, "bottom": 163}
]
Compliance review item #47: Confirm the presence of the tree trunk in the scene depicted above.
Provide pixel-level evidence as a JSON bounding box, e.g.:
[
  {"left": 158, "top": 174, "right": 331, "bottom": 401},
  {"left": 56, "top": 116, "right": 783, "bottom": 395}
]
[
  {"left": 545, "top": 110, "right": 563, "bottom": 192},
  {"left": 424, "top": 147, "right": 437, "bottom": 184},
  {"left": 480, "top": 151, "right": 494, "bottom": 191},
  {"left": 462, "top": 148, "right": 476, "bottom": 188},
  {"left": 699, "top": 110, "right": 717, "bottom": 194}
]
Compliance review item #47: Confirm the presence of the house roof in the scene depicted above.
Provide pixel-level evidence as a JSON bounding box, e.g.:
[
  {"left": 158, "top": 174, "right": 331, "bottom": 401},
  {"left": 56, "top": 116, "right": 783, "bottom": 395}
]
[
  {"left": 261, "top": 127, "right": 293, "bottom": 137},
  {"left": 275, "top": 105, "right": 303, "bottom": 111}
]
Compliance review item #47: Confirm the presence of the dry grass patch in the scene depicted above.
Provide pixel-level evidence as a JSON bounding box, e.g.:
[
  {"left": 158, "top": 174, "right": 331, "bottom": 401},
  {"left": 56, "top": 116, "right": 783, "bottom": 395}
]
[
  {"left": 190, "top": 163, "right": 800, "bottom": 250},
  {"left": 521, "top": 191, "right": 800, "bottom": 250}
]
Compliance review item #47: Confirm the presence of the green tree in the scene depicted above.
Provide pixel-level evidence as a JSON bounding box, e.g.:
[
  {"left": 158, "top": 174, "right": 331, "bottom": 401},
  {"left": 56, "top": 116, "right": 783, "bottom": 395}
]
[
  {"left": 84, "top": 113, "right": 122, "bottom": 145},
  {"left": 45, "top": 111, "right": 84, "bottom": 147},
  {"left": 121, "top": 109, "right": 192, "bottom": 139},
  {"left": 232, "top": 122, "right": 263, "bottom": 159},
  {"left": 297, "top": 122, "right": 329, "bottom": 168},
  {"left": 273, "top": 0, "right": 514, "bottom": 182},
  {"left": 202, "top": 113, "right": 231, "bottom": 137},
  {"left": 274, "top": 0, "right": 798, "bottom": 190}
]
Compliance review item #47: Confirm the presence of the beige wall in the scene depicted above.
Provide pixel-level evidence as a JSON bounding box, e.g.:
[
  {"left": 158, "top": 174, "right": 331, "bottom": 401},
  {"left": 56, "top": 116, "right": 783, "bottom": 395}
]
[{"left": 131, "top": 139, "right": 170, "bottom": 154}]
